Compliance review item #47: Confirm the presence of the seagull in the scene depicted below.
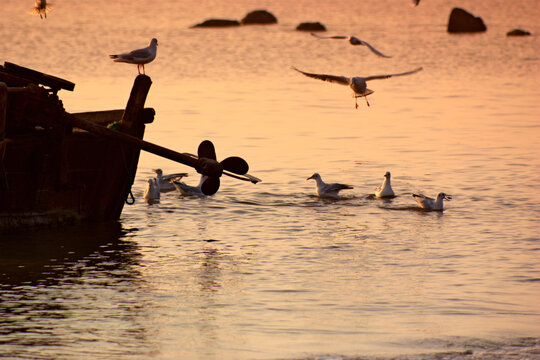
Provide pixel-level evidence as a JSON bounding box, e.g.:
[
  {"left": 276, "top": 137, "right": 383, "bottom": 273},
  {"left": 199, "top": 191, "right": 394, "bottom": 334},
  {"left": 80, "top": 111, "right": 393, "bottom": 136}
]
[
  {"left": 307, "top": 173, "right": 353, "bottom": 199},
  {"left": 172, "top": 175, "right": 208, "bottom": 197},
  {"left": 375, "top": 171, "right": 395, "bottom": 198},
  {"left": 152, "top": 169, "right": 188, "bottom": 193},
  {"left": 412, "top": 0, "right": 420, "bottom": 6},
  {"left": 109, "top": 38, "right": 158, "bottom": 75},
  {"left": 291, "top": 66, "right": 423, "bottom": 108},
  {"left": 143, "top": 178, "right": 160, "bottom": 204},
  {"left": 29, "top": 0, "right": 53, "bottom": 19},
  {"left": 412, "top": 193, "right": 451, "bottom": 211},
  {"left": 310, "top": 33, "right": 391, "bottom": 58}
]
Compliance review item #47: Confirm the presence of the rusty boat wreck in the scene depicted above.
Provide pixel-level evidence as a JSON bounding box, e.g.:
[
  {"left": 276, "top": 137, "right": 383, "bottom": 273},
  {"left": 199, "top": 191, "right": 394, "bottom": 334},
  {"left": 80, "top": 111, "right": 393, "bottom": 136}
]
[{"left": 0, "top": 62, "right": 259, "bottom": 231}]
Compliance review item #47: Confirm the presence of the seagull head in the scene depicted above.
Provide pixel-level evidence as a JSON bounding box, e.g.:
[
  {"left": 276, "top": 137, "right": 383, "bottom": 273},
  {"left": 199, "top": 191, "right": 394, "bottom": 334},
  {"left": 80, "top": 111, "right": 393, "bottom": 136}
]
[
  {"left": 384, "top": 171, "right": 391, "bottom": 178},
  {"left": 437, "top": 193, "right": 452, "bottom": 201},
  {"left": 307, "top": 173, "right": 320, "bottom": 181},
  {"left": 152, "top": 168, "right": 163, "bottom": 176},
  {"left": 150, "top": 38, "right": 158, "bottom": 46}
]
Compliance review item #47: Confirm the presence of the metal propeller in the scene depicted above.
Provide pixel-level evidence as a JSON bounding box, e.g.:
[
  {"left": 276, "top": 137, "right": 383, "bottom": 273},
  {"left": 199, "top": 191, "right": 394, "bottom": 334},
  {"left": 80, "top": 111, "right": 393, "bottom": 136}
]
[{"left": 191, "top": 140, "right": 259, "bottom": 195}]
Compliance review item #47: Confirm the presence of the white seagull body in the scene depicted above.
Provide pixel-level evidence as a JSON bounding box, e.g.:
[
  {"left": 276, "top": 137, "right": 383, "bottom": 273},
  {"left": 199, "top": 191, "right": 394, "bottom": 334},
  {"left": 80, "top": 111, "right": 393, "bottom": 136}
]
[
  {"left": 29, "top": 0, "right": 53, "bottom": 19},
  {"left": 375, "top": 171, "right": 395, "bottom": 198},
  {"left": 310, "top": 33, "right": 391, "bottom": 58},
  {"left": 307, "top": 173, "right": 353, "bottom": 199},
  {"left": 292, "top": 66, "right": 423, "bottom": 108},
  {"left": 110, "top": 38, "right": 158, "bottom": 74},
  {"left": 143, "top": 178, "right": 160, "bottom": 204},
  {"left": 172, "top": 175, "right": 207, "bottom": 197},
  {"left": 152, "top": 169, "right": 188, "bottom": 193},
  {"left": 412, "top": 193, "right": 451, "bottom": 211}
]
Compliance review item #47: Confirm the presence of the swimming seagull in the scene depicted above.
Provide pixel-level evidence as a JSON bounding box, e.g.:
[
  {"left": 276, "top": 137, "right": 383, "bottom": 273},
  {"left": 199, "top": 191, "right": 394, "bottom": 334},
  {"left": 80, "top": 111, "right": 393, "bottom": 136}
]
[
  {"left": 109, "top": 38, "right": 158, "bottom": 75},
  {"left": 375, "top": 171, "right": 395, "bottom": 198},
  {"left": 143, "top": 178, "right": 160, "bottom": 204},
  {"left": 412, "top": 193, "right": 451, "bottom": 211},
  {"left": 152, "top": 169, "right": 188, "bottom": 193},
  {"left": 292, "top": 66, "right": 423, "bottom": 108},
  {"left": 307, "top": 173, "right": 353, "bottom": 199},
  {"left": 310, "top": 33, "right": 391, "bottom": 58},
  {"left": 172, "top": 175, "right": 208, "bottom": 197},
  {"left": 29, "top": 0, "right": 53, "bottom": 19}
]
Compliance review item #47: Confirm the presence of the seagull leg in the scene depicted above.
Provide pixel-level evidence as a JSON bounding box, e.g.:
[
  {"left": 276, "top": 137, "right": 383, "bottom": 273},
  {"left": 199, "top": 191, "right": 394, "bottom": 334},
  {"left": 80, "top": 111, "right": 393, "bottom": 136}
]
[
  {"left": 365, "top": 96, "right": 370, "bottom": 107},
  {"left": 355, "top": 98, "right": 358, "bottom": 109}
]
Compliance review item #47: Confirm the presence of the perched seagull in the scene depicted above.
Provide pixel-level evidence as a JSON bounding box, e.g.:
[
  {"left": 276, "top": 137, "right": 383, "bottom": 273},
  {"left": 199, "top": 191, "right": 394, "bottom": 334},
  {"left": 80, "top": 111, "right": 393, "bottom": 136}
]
[
  {"left": 310, "top": 33, "right": 391, "bottom": 58},
  {"left": 412, "top": 193, "right": 451, "bottom": 211},
  {"left": 152, "top": 169, "right": 188, "bottom": 193},
  {"left": 109, "top": 38, "right": 158, "bottom": 75},
  {"left": 307, "top": 173, "right": 353, "bottom": 199},
  {"left": 375, "top": 171, "right": 395, "bottom": 198},
  {"left": 143, "top": 178, "right": 160, "bottom": 204},
  {"left": 172, "top": 175, "right": 208, "bottom": 197},
  {"left": 292, "top": 66, "right": 423, "bottom": 108},
  {"left": 29, "top": 0, "right": 53, "bottom": 19}
]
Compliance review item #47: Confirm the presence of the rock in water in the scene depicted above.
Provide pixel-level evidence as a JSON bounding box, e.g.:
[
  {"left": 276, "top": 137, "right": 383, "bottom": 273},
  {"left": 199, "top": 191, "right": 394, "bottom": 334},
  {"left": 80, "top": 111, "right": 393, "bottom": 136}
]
[
  {"left": 447, "top": 7, "right": 487, "bottom": 33},
  {"left": 190, "top": 19, "right": 240, "bottom": 28},
  {"left": 296, "top": 22, "right": 326, "bottom": 31},
  {"left": 241, "top": 10, "right": 277, "bottom": 25},
  {"left": 506, "top": 29, "right": 531, "bottom": 36}
]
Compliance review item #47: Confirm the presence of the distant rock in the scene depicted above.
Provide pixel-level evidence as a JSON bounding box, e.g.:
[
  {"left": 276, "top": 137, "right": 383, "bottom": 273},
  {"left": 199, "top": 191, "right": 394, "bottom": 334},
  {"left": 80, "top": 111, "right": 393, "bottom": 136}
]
[
  {"left": 447, "top": 7, "right": 487, "bottom": 33},
  {"left": 241, "top": 10, "right": 277, "bottom": 25},
  {"left": 296, "top": 22, "right": 326, "bottom": 31},
  {"left": 506, "top": 29, "right": 531, "bottom": 36},
  {"left": 191, "top": 19, "right": 240, "bottom": 28}
]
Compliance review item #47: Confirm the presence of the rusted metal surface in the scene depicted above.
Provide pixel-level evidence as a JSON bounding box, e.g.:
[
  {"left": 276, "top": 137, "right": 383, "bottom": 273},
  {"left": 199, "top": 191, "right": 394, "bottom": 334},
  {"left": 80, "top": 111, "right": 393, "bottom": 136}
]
[{"left": 0, "top": 65, "right": 152, "bottom": 230}]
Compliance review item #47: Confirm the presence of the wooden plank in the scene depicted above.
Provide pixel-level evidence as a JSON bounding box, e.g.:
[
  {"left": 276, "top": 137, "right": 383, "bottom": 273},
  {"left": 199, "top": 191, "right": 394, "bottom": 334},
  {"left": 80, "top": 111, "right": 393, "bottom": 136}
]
[
  {"left": 72, "top": 108, "right": 154, "bottom": 126},
  {"left": 3, "top": 62, "right": 75, "bottom": 92}
]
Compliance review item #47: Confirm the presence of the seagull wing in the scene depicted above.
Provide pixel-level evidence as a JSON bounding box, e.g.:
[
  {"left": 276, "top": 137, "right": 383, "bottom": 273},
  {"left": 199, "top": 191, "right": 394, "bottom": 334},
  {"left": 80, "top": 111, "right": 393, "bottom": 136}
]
[
  {"left": 292, "top": 67, "right": 350, "bottom": 86},
  {"left": 324, "top": 183, "right": 353, "bottom": 193},
  {"left": 162, "top": 173, "right": 189, "bottom": 182},
  {"left": 310, "top": 32, "right": 348, "bottom": 40},
  {"left": 365, "top": 67, "right": 423, "bottom": 81},
  {"left": 358, "top": 40, "right": 392, "bottom": 58}
]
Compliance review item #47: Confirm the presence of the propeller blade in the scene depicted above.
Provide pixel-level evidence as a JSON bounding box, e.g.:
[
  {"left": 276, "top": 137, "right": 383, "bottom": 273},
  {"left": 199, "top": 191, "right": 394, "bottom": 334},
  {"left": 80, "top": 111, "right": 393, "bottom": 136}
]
[
  {"left": 201, "top": 176, "right": 220, "bottom": 195},
  {"left": 221, "top": 156, "right": 249, "bottom": 175},
  {"left": 198, "top": 140, "right": 217, "bottom": 160}
]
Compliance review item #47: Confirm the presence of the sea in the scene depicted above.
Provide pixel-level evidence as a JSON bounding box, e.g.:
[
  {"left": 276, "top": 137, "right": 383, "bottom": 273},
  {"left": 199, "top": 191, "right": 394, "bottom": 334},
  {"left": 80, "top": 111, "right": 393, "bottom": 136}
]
[{"left": 0, "top": 0, "right": 539, "bottom": 359}]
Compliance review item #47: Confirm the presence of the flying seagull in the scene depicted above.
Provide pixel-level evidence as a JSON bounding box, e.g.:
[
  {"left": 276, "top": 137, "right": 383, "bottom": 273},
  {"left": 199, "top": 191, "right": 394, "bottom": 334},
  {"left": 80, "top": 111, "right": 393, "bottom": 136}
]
[
  {"left": 110, "top": 38, "right": 158, "bottom": 75},
  {"left": 310, "top": 33, "right": 391, "bottom": 58},
  {"left": 29, "top": 0, "right": 53, "bottom": 19},
  {"left": 412, "top": 193, "right": 451, "bottom": 211},
  {"left": 307, "top": 173, "right": 353, "bottom": 199},
  {"left": 292, "top": 66, "right": 422, "bottom": 108},
  {"left": 375, "top": 171, "right": 395, "bottom": 198}
]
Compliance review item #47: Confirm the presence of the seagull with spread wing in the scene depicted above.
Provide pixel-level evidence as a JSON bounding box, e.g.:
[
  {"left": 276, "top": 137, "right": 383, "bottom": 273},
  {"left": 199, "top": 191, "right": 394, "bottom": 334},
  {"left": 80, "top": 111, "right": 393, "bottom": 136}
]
[
  {"left": 110, "top": 38, "right": 158, "bottom": 75},
  {"left": 29, "top": 0, "right": 53, "bottom": 19},
  {"left": 292, "top": 66, "right": 423, "bottom": 108},
  {"left": 310, "top": 32, "right": 391, "bottom": 58}
]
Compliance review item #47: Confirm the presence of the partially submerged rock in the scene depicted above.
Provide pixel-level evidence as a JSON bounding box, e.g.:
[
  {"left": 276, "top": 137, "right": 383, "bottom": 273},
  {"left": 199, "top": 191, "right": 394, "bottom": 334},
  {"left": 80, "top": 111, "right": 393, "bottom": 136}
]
[
  {"left": 506, "top": 29, "right": 531, "bottom": 36},
  {"left": 191, "top": 19, "right": 240, "bottom": 28},
  {"left": 447, "top": 7, "right": 487, "bottom": 33},
  {"left": 241, "top": 10, "right": 277, "bottom": 25},
  {"left": 296, "top": 22, "right": 326, "bottom": 31}
]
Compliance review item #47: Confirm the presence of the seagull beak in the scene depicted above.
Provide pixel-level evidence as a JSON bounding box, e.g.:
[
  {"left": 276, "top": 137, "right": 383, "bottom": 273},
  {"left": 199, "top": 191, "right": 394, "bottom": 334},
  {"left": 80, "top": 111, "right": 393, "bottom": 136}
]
[
  {"left": 307, "top": 175, "right": 314, "bottom": 180},
  {"left": 445, "top": 195, "right": 452, "bottom": 200}
]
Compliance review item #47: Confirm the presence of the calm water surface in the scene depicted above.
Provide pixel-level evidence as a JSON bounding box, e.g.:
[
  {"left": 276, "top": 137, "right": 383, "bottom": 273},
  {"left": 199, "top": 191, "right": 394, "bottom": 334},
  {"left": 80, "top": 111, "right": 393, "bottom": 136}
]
[{"left": 1, "top": 0, "right": 539, "bottom": 359}]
